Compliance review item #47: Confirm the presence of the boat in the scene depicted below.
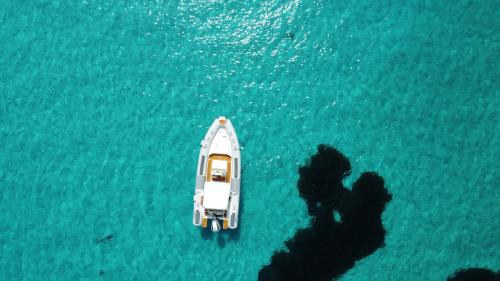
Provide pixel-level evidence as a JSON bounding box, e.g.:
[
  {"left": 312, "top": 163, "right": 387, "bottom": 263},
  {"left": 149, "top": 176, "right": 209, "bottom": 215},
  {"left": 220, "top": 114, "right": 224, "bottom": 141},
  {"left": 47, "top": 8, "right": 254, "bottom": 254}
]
[{"left": 193, "top": 116, "right": 241, "bottom": 232}]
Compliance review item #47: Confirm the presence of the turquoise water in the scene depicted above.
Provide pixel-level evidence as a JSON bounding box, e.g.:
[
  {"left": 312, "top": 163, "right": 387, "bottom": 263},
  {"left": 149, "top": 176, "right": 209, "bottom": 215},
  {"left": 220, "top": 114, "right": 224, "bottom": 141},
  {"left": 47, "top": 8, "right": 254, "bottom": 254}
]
[{"left": 1, "top": 0, "right": 499, "bottom": 280}]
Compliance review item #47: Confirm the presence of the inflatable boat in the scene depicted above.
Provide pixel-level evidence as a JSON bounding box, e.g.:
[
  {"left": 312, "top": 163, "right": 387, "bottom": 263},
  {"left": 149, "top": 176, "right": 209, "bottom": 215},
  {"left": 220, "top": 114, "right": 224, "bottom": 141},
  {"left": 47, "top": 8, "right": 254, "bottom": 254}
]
[{"left": 193, "top": 116, "right": 241, "bottom": 232}]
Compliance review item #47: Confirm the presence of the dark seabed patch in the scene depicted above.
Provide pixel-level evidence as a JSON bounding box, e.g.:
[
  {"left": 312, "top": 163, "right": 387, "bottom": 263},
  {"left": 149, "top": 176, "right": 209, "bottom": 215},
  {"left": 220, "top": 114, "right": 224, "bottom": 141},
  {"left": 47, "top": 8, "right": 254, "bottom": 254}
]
[
  {"left": 94, "top": 234, "right": 114, "bottom": 244},
  {"left": 258, "top": 145, "right": 392, "bottom": 281},
  {"left": 284, "top": 31, "right": 295, "bottom": 40},
  {"left": 447, "top": 268, "right": 500, "bottom": 281}
]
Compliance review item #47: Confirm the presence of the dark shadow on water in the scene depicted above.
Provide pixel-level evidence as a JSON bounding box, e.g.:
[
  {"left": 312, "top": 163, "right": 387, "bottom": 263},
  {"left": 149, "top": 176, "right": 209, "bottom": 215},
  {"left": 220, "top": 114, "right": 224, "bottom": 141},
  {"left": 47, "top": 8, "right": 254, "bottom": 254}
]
[
  {"left": 258, "top": 145, "right": 392, "bottom": 281},
  {"left": 217, "top": 234, "right": 226, "bottom": 247},
  {"left": 447, "top": 268, "right": 500, "bottom": 281},
  {"left": 200, "top": 227, "right": 214, "bottom": 240},
  {"left": 199, "top": 219, "right": 241, "bottom": 247},
  {"left": 199, "top": 227, "right": 240, "bottom": 248}
]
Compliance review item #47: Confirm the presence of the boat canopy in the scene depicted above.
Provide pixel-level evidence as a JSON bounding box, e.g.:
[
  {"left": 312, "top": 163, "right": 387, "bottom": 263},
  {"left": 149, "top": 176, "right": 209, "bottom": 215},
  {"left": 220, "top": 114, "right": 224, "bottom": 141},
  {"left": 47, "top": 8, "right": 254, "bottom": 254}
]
[{"left": 202, "top": 181, "right": 231, "bottom": 210}]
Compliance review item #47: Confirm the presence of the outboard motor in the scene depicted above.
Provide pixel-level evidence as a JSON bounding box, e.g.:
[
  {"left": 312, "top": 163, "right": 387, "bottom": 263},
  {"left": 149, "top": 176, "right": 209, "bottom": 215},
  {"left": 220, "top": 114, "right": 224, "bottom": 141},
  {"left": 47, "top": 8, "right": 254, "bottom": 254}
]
[{"left": 211, "top": 219, "right": 221, "bottom": 232}]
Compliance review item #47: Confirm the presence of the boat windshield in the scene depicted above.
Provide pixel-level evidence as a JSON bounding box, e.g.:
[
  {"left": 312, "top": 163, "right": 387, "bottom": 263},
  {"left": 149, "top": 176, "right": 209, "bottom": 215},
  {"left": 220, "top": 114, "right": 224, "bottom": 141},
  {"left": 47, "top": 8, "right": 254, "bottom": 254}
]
[{"left": 211, "top": 168, "right": 226, "bottom": 182}]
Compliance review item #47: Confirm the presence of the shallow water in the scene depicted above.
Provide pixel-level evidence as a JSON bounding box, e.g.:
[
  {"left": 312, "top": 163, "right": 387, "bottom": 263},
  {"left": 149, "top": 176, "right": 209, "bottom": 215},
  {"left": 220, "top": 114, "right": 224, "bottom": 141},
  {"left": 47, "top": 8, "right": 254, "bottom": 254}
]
[{"left": 1, "top": 0, "right": 499, "bottom": 280}]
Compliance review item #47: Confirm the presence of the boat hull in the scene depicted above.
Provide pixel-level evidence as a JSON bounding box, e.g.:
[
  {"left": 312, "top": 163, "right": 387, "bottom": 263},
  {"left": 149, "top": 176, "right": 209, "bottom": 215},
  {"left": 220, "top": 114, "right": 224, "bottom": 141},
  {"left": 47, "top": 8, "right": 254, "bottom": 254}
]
[{"left": 193, "top": 117, "right": 241, "bottom": 230}]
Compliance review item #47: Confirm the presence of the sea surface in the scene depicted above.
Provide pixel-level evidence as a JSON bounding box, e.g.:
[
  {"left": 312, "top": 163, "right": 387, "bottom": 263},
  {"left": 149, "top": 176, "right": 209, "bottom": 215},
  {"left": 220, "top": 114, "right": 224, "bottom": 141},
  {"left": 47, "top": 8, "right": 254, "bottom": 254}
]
[{"left": 1, "top": 0, "right": 499, "bottom": 280}]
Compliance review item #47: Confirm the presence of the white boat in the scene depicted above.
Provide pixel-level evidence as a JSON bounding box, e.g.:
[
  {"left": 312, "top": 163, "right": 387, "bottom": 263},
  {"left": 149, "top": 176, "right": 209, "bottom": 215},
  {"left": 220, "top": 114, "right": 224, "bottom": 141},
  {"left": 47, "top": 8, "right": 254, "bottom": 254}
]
[{"left": 193, "top": 116, "right": 241, "bottom": 232}]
